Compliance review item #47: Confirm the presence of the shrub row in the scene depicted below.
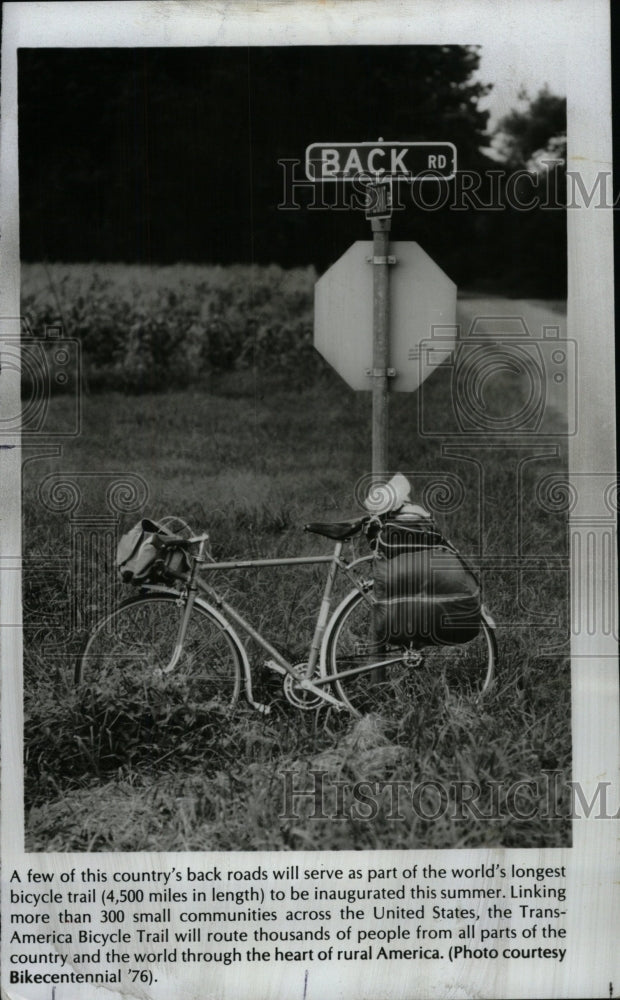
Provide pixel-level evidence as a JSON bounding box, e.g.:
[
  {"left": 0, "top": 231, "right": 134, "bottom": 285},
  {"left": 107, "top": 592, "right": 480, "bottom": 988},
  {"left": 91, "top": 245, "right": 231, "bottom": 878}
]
[{"left": 21, "top": 263, "right": 323, "bottom": 392}]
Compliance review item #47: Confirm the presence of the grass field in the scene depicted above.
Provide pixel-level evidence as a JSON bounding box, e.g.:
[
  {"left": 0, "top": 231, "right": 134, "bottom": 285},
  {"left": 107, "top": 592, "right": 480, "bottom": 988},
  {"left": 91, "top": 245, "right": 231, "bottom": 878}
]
[{"left": 22, "top": 267, "right": 571, "bottom": 852}]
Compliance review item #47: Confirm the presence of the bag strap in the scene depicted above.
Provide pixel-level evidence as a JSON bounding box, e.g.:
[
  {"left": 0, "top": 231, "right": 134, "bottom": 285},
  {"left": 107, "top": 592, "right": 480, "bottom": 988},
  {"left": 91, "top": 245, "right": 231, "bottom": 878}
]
[
  {"left": 376, "top": 518, "right": 483, "bottom": 588},
  {"left": 381, "top": 519, "right": 446, "bottom": 546},
  {"left": 147, "top": 515, "right": 193, "bottom": 538}
]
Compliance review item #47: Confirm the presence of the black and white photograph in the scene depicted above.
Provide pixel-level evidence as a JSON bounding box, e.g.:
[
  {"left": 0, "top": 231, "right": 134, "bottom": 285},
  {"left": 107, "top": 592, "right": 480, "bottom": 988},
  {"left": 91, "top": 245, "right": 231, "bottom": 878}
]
[
  {"left": 18, "top": 38, "right": 574, "bottom": 854},
  {"left": 1, "top": 2, "right": 618, "bottom": 999}
]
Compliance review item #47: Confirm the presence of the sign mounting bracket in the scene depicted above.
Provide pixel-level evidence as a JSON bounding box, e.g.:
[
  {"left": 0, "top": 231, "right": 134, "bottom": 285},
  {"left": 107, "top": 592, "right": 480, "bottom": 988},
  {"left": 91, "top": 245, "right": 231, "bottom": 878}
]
[
  {"left": 365, "top": 368, "right": 397, "bottom": 378},
  {"left": 366, "top": 255, "right": 396, "bottom": 266}
]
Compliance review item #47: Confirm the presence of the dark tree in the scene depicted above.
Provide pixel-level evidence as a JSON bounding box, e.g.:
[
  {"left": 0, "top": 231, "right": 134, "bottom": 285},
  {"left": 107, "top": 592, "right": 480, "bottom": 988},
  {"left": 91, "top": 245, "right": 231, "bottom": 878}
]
[
  {"left": 18, "top": 46, "right": 492, "bottom": 276},
  {"left": 485, "top": 87, "right": 567, "bottom": 297},
  {"left": 493, "top": 86, "right": 567, "bottom": 167}
]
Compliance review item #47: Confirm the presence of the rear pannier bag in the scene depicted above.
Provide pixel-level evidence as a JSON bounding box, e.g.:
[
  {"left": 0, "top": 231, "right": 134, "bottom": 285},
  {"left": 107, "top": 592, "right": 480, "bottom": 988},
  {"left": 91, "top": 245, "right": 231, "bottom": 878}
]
[
  {"left": 371, "top": 515, "right": 446, "bottom": 559},
  {"left": 116, "top": 518, "right": 189, "bottom": 584},
  {"left": 371, "top": 516, "right": 481, "bottom": 646}
]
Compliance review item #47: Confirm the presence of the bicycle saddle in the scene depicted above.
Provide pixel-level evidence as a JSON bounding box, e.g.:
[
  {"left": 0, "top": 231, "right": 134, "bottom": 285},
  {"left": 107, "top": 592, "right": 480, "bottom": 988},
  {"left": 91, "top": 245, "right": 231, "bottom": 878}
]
[{"left": 304, "top": 517, "right": 367, "bottom": 541}]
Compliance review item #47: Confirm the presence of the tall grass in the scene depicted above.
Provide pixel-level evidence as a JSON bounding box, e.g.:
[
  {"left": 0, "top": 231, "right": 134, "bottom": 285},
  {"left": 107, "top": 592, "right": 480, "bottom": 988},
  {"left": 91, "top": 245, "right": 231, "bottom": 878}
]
[{"left": 22, "top": 266, "right": 571, "bottom": 851}]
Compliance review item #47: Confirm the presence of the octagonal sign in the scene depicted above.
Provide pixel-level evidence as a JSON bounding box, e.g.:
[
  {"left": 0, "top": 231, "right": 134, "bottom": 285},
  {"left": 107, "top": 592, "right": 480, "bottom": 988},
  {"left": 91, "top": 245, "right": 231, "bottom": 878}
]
[{"left": 314, "top": 241, "right": 456, "bottom": 392}]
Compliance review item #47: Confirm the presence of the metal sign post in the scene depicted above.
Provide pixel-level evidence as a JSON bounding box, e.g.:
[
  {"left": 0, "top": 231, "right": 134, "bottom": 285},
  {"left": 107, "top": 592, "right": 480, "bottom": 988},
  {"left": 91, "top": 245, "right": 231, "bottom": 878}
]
[
  {"left": 365, "top": 175, "right": 395, "bottom": 474},
  {"left": 367, "top": 187, "right": 393, "bottom": 684},
  {"left": 369, "top": 214, "right": 392, "bottom": 475},
  {"left": 365, "top": 175, "right": 394, "bottom": 474}
]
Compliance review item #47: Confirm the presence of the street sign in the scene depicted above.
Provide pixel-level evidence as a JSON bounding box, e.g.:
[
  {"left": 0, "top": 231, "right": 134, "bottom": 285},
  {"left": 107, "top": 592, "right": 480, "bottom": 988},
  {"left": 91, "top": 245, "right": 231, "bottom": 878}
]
[
  {"left": 305, "top": 141, "right": 456, "bottom": 182},
  {"left": 307, "top": 138, "right": 459, "bottom": 471},
  {"left": 365, "top": 178, "right": 393, "bottom": 220},
  {"left": 314, "top": 241, "right": 456, "bottom": 392}
]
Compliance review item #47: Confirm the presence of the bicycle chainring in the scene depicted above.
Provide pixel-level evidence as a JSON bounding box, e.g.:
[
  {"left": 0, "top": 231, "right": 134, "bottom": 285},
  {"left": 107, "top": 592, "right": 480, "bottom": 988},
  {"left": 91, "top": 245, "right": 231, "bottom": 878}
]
[{"left": 282, "top": 665, "right": 325, "bottom": 710}]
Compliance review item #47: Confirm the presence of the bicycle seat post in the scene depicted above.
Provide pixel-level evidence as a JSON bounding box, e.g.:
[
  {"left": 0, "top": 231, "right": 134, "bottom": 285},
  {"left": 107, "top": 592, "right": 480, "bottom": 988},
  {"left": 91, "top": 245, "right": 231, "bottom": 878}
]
[{"left": 305, "top": 540, "right": 343, "bottom": 679}]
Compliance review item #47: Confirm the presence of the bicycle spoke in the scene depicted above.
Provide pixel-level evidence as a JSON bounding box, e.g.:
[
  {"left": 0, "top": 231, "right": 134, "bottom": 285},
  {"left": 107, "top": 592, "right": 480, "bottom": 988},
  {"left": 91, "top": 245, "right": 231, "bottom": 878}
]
[
  {"left": 327, "top": 589, "right": 496, "bottom": 717},
  {"left": 77, "top": 594, "right": 241, "bottom": 708}
]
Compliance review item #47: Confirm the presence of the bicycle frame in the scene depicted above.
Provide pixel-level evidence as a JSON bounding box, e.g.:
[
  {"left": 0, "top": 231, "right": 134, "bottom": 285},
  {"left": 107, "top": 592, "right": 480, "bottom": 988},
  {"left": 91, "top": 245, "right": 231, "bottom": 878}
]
[
  {"left": 137, "top": 526, "right": 496, "bottom": 713},
  {"left": 150, "top": 540, "right": 375, "bottom": 711}
]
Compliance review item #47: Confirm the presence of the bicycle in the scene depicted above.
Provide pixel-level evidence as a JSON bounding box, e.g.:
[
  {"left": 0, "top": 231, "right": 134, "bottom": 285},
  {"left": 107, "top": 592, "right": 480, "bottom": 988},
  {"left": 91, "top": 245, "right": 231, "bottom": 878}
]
[{"left": 76, "top": 512, "right": 497, "bottom": 719}]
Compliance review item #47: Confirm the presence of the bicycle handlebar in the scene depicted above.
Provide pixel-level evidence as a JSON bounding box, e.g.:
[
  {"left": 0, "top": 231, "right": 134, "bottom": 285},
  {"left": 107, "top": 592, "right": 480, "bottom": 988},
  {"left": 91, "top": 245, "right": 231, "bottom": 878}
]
[{"left": 156, "top": 532, "right": 210, "bottom": 549}]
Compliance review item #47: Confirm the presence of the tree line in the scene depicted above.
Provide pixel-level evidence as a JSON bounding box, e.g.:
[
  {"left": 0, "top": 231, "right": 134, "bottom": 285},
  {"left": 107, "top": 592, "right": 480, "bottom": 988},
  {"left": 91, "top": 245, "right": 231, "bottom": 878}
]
[{"left": 18, "top": 47, "right": 566, "bottom": 295}]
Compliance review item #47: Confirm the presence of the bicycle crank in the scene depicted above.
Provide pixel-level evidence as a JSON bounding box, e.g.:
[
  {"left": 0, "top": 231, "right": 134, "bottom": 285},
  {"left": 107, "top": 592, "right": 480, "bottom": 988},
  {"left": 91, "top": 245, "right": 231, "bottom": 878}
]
[{"left": 282, "top": 665, "right": 343, "bottom": 711}]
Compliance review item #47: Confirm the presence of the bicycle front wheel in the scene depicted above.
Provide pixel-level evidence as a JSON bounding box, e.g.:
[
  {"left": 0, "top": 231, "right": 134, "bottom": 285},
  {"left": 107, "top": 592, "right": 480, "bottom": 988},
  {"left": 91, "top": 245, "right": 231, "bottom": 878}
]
[
  {"left": 326, "top": 589, "right": 497, "bottom": 717},
  {"left": 76, "top": 593, "right": 242, "bottom": 708}
]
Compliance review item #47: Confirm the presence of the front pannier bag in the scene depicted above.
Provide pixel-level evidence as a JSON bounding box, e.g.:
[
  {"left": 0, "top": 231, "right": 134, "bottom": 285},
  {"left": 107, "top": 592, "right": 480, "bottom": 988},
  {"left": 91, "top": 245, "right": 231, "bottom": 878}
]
[
  {"left": 372, "top": 515, "right": 481, "bottom": 646},
  {"left": 116, "top": 518, "right": 189, "bottom": 584}
]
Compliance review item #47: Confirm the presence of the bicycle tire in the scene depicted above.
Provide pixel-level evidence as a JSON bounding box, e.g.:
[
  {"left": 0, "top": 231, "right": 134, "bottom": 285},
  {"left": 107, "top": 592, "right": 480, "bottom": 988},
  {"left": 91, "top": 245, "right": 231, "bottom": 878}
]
[
  {"left": 76, "top": 593, "right": 242, "bottom": 709},
  {"left": 325, "top": 587, "right": 497, "bottom": 717}
]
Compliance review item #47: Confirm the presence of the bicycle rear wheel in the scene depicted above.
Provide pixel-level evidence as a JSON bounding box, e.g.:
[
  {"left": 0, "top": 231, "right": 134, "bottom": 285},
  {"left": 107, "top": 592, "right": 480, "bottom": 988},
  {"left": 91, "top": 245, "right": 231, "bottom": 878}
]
[
  {"left": 325, "top": 589, "right": 497, "bottom": 717},
  {"left": 76, "top": 593, "right": 241, "bottom": 708}
]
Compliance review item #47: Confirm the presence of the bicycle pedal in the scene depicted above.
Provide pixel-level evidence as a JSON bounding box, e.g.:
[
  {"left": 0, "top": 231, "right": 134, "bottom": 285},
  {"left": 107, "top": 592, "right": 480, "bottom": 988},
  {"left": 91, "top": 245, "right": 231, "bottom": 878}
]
[{"left": 253, "top": 702, "right": 271, "bottom": 716}]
